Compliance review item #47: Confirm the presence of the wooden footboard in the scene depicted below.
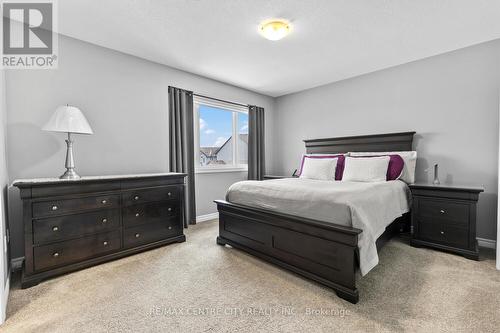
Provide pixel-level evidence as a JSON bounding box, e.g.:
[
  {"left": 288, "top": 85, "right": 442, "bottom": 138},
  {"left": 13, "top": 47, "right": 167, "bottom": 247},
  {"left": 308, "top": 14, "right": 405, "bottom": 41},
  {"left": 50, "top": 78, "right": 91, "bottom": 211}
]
[{"left": 215, "top": 200, "right": 363, "bottom": 303}]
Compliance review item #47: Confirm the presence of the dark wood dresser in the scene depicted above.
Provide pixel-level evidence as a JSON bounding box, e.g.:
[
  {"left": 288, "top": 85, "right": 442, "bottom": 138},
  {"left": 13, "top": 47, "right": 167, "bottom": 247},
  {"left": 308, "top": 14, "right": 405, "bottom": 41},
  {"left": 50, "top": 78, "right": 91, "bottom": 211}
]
[
  {"left": 409, "top": 183, "right": 484, "bottom": 260},
  {"left": 13, "top": 173, "right": 186, "bottom": 288}
]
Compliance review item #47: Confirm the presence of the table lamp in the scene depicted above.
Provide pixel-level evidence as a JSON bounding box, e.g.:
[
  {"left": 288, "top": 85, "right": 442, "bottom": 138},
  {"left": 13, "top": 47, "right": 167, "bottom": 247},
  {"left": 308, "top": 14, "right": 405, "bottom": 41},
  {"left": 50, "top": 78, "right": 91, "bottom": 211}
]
[{"left": 42, "top": 105, "right": 93, "bottom": 179}]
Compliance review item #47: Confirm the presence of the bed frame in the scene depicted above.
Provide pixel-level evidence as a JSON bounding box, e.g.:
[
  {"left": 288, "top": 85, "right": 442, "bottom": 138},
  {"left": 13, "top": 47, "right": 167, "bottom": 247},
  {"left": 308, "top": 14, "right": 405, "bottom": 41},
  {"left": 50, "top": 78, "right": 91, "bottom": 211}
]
[{"left": 215, "top": 132, "right": 415, "bottom": 303}]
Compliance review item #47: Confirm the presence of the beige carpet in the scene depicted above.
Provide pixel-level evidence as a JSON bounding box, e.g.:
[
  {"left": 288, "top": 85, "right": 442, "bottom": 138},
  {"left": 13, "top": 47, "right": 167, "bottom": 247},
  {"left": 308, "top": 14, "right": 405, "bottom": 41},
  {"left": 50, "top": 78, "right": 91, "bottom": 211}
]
[{"left": 3, "top": 220, "right": 499, "bottom": 333}]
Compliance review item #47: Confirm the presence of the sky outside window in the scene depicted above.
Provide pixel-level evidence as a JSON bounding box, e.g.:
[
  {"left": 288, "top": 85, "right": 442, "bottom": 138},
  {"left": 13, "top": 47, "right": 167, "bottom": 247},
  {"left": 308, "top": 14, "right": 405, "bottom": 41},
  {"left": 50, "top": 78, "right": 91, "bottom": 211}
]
[{"left": 199, "top": 105, "right": 233, "bottom": 147}]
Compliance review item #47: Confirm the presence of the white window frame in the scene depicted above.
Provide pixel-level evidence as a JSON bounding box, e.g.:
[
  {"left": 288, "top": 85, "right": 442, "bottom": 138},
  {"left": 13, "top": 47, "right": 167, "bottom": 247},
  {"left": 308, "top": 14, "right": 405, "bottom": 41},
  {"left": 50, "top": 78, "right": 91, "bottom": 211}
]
[{"left": 194, "top": 95, "right": 248, "bottom": 174}]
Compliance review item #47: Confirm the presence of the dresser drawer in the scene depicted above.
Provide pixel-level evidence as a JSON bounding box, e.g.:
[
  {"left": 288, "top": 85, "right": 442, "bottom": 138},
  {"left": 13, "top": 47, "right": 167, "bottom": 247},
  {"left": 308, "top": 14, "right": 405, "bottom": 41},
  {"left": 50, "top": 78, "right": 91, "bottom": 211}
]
[
  {"left": 418, "top": 222, "right": 468, "bottom": 248},
  {"left": 123, "top": 222, "right": 181, "bottom": 248},
  {"left": 33, "top": 230, "right": 121, "bottom": 271},
  {"left": 32, "top": 194, "right": 120, "bottom": 218},
  {"left": 122, "top": 201, "right": 179, "bottom": 228},
  {"left": 33, "top": 209, "right": 120, "bottom": 245},
  {"left": 417, "top": 198, "right": 469, "bottom": 226},
  {"left": 122, "top": 186, "right": 179, "bottom": 206}
]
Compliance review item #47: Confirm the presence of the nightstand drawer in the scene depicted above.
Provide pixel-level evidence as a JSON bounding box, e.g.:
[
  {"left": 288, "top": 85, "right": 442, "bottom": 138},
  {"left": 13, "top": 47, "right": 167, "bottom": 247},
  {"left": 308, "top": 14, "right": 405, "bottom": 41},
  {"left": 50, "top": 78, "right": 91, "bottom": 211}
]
[
  {"left": 417, "top": 199, "right": 469, "bottom": 226},
  {"left": 418, "top": 222, "right": 468, "bottom": 248}
]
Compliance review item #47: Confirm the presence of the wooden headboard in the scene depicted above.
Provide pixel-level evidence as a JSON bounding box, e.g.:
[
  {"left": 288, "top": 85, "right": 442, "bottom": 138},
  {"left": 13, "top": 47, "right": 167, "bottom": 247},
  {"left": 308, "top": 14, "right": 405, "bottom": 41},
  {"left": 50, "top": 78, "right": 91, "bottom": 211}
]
[{"left": 304, "top": 132, "right": 415, "bottom": 154}]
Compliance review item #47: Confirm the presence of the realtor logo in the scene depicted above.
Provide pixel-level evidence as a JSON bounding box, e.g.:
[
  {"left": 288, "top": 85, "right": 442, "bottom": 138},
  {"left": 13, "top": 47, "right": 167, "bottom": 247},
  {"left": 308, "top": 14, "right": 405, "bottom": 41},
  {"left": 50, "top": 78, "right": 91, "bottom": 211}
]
[{"left": 1, "top": 0, "right": 58, "bottom": 68}]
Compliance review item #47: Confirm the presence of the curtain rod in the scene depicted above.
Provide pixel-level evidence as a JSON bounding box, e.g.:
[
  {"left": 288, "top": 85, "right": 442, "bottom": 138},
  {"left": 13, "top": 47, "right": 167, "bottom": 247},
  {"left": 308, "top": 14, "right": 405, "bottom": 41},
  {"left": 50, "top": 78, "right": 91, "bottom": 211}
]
[{"left": 193, "top": 93, "right": 249, "bottom": 108}]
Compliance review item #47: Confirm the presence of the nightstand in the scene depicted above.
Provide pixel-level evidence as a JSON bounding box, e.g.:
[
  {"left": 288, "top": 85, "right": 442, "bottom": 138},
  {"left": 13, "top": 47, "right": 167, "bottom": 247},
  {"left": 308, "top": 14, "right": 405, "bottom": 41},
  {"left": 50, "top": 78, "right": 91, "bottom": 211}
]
[
  {"left": 263, "top": 175, "right": 293, "bottom": 180},
  {"left": 409, "top": 183, "right": 484, "bottom": 260}
]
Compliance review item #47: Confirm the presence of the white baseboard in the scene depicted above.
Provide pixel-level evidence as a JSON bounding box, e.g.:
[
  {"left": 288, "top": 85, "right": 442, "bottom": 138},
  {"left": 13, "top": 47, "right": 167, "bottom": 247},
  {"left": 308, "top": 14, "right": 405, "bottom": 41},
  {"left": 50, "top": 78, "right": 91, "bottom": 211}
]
[
  {"left": 0, "top": 275, "right": 9, "bottom": 325},
  {"left": 11, "top": 257, "right": 23, "bottom": 272},
  {"left": 196, "top": 212, "right": 219, "bottom": 223},
  {"left": 477, "top": 237, "right": 496, "bottom": 249}
]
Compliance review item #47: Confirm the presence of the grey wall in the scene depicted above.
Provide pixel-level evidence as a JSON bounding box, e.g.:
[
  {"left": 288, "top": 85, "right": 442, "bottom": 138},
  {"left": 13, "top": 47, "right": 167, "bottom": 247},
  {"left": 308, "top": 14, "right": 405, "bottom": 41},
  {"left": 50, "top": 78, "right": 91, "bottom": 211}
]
[
  {"left": 5, "top": 35, "right": 275, "bottom": 259},
  {"left": 274, "top": 39, "right": 500, "bottom": 240},
  {"left": 195, "top": 171, "right": 247, "bottom": 217},
  {"left": 0, "top": 69, "right": 9, "bottom": 323}
]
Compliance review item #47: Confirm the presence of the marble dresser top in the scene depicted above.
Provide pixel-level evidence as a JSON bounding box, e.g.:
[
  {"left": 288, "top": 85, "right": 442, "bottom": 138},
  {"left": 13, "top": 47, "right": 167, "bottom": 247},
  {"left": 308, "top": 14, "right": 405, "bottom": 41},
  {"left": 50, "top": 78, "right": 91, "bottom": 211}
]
[{"left": 12, "top": 172, "right": 186, "bottom": 186}]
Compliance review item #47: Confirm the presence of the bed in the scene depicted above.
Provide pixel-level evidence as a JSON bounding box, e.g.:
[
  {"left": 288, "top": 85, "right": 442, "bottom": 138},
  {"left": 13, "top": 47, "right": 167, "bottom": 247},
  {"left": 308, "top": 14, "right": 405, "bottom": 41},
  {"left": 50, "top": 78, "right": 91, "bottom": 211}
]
[{"left": 215, "top": 132, "right": 415, "bottom": 303}]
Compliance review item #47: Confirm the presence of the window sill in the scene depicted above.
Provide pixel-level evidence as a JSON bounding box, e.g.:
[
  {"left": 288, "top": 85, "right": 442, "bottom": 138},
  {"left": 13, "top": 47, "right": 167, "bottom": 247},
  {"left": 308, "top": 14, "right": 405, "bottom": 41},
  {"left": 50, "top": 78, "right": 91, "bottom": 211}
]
[{"left": 195, "top": 167, "right": 248, "bottom": 174}]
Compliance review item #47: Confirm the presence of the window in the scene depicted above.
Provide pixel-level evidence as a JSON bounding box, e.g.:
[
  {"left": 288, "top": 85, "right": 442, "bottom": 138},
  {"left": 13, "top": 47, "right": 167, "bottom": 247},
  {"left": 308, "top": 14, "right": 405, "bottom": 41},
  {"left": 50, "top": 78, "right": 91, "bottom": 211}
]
[{"left": 194, "top": 96, "right": 248, "bottom": 172}]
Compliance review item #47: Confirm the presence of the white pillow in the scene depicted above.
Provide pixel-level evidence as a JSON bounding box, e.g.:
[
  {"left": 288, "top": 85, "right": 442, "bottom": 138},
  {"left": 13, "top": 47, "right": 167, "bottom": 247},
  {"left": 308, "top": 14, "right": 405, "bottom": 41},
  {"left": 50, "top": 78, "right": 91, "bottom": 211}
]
[
  {"left": 342, "top": 156, "right": 390, "bottom": 182},
  {"left": 349, "top": 151, "right": 417, "bottom": 183},
  {"left": 299, "top": 157, "right": 338, "bottom": 181},
  {"left": 298, "top": 154, "right": 345, "bottom": 175}
]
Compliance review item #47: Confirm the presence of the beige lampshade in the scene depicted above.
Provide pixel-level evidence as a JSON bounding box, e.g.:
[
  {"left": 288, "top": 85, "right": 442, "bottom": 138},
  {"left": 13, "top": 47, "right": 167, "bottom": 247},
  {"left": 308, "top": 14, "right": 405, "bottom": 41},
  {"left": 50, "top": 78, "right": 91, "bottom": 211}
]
[{"left": 42, "top": 105, "right": 93, "bottom": 134}]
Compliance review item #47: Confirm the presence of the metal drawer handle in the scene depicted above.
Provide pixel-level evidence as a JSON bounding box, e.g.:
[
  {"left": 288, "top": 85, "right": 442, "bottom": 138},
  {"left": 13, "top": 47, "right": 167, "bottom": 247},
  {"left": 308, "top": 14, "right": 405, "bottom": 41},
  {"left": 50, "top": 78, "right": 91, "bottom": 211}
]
[
  {"left": 440, "top": 231, "right": 445, "bottom": 235},
  {"left": 168, "top": 207, "right": 172, "bottom": 212},
  {"left": 168, "top": 226, "right": 172, "bottom": 230},
  {"left": 167, "top": 192, "right": 172, "bottom": 196},
  {"left": 134, "top": 195, "right": 140, "bottom": 200},
  {"left": 51, "top": 205, "right": 58, "bottom": 211},
  {"left": 135, "top": 213, "right": 140, "bottom": 217},
  {"left": 102, "top": 218, "right": 108, "bottom": 223},
  {"left": 53, "top": 252, "right": 60, "bottom": 258},
  {"left": 440, "top": 209, "right": 446, "bottom": 214},
  {"left": 101, "top": 199, "right": 108, "bottom": 204},
  {"left": 103, "top": 241, "right": 108, "bottom": 246},
  {"left": 135, "top": 233, "right": 140, "bottom": 238},
  {"left": 52, "top": 226, "right": 59, "bottom": 232}
]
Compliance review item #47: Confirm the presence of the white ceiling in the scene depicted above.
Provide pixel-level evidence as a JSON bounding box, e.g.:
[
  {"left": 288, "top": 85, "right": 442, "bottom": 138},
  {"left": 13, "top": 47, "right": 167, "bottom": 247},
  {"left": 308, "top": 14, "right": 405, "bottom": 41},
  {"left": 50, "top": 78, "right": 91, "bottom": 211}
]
[{"left": 59, "top": 0, "right": 500, "bottom": 97}]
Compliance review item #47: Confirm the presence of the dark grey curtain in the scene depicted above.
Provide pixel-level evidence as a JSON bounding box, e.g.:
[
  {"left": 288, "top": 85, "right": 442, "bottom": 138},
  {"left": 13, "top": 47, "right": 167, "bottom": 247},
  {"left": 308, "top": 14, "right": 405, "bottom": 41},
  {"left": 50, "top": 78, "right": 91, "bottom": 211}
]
[
  {"left": 248, "top": 105, "right": 265, "bottom": 180},
  {"left": 168, "top": 86, "right": 196, "bottom": 227}
]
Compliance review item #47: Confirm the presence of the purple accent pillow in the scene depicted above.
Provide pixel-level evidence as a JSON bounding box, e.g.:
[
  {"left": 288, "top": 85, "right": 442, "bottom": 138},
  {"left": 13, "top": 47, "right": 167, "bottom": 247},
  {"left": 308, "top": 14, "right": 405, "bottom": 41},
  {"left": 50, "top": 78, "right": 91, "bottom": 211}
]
[
  {"left": 387, "top": 155, "right": 405, "bottom": 180},
  {"left": 298, "top": 154, "right": 345, "bottom": 180},
  {"left": 351, "top": 154, "right": 404, "bottom": 180}
]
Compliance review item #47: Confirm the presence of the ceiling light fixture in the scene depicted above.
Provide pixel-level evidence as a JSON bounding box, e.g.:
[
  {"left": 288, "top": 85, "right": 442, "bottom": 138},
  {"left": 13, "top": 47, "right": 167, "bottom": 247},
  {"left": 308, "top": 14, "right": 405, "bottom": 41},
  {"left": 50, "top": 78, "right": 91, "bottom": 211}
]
[{"left": 258, "top": 19, "right": 291, "bottom": 41}]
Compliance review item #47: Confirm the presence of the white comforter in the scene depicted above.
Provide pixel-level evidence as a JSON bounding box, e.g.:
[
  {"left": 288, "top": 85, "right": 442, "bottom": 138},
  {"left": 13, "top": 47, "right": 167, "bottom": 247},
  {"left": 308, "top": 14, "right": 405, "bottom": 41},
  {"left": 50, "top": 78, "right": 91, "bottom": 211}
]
[{"left": 226, "top": 178, "right": 410, "bottom": 276}]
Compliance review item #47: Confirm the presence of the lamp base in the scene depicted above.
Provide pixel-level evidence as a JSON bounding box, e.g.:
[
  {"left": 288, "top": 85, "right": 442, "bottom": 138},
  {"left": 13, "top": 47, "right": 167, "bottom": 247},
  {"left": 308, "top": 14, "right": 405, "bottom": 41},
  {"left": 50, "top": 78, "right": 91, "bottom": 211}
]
[
  {"left": 59, "top": 133, "right": 81, "bottom": 180},
  {"left": 60, "top": 168, "right": 81, "bottom": 180}
]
